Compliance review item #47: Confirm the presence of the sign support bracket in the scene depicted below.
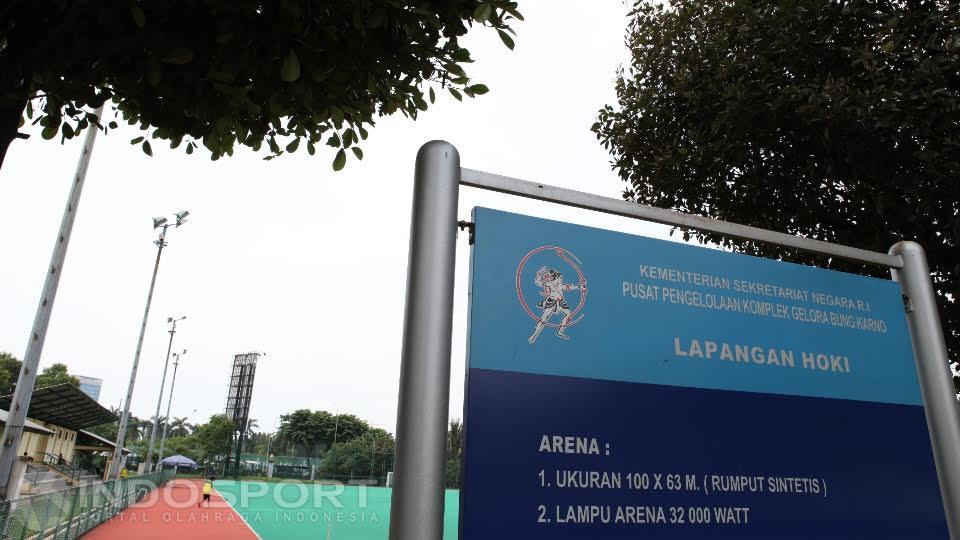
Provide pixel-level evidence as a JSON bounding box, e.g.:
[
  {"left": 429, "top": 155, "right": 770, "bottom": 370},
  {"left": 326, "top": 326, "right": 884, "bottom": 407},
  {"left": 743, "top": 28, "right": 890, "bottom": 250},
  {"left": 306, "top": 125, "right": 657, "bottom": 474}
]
[{"left": 389, "top": 140, "right": 960, "bottom": 539}]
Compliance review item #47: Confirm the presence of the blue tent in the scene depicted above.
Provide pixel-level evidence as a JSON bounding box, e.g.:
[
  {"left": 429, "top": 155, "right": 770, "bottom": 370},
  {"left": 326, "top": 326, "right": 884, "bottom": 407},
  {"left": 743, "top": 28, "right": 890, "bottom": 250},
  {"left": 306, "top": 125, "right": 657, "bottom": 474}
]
[{"left": 160, "top": 455, "right": 197, "bottom": 468}]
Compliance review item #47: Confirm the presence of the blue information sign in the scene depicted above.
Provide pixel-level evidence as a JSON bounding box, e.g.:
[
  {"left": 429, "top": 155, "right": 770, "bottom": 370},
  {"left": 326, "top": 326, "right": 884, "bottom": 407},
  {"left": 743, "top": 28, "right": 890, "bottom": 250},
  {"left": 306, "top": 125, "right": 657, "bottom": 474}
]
[{"left": 461, "top": 208, "right": 948, "bottom": 538}]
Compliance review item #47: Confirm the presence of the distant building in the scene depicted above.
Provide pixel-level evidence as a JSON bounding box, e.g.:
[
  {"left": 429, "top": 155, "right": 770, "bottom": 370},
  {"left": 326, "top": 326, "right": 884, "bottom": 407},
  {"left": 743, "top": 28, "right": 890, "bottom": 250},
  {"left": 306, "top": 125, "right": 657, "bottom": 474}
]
[{"left": 76, "top": 375, "right": 103, "bottom": 402}]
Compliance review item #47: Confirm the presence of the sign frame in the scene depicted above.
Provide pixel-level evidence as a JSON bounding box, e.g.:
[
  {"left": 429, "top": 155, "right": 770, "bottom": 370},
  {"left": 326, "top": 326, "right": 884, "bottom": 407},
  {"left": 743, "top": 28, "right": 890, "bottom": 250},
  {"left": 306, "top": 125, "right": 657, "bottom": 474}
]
[{"left": 387, "top": 140, "right": 960, "bottom": 540}]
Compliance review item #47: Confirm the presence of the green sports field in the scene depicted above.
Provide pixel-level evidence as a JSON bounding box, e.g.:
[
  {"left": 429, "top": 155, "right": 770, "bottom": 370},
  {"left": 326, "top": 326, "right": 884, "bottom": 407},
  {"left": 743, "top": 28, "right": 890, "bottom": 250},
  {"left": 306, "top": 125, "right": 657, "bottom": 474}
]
[{"left": 214, "top": 480, "right": 460, "bottom": 539}]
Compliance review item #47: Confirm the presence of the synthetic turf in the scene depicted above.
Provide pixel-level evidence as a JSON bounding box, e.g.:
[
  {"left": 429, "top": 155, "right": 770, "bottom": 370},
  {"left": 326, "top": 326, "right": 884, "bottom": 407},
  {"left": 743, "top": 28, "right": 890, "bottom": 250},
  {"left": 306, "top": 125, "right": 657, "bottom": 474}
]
[
  {"left": 84, "top": 478, "right": 259, "bottom": 539},
  {"left": 213, "top": 480, "right": 460, "bottom": 540}
]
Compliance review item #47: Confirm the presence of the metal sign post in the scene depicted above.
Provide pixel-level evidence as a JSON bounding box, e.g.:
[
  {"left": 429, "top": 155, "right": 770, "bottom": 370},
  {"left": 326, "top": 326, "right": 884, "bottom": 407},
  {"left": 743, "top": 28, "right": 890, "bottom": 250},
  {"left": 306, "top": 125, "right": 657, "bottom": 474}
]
[
  {"left": 388, "top": 142, "right": 460, "bottom": 540},
  {"left": 389, "top": 141, "right": 960, "bottom": 539},
  {"left": 890, "top": 241, "right": 960, "bottom": 527}
]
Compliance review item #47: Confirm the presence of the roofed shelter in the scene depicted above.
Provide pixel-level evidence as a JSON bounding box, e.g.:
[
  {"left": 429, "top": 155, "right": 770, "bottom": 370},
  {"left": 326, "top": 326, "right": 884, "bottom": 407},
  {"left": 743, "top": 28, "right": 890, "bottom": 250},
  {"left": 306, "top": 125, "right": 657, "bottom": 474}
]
[{"left": 0, "top": 383, "right": 119, "bottom": 467}]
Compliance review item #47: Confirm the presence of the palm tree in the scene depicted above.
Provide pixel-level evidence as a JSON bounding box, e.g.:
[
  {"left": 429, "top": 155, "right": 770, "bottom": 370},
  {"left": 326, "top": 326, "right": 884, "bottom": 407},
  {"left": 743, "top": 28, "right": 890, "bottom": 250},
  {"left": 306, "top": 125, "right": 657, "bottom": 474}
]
[
  {"left": 245, "top": 418, "right": 259, "bottom": 439},
  {"left": 170, "top": 417, "right": 191, "bottom": 437}
]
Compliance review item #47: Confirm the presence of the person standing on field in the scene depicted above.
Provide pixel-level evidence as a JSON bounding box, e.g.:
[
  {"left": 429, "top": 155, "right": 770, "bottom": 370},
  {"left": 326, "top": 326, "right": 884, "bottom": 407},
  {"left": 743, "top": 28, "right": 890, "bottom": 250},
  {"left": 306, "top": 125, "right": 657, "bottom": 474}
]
[{"left": 199, "top": 477, "right": 214, "bottom": 508}]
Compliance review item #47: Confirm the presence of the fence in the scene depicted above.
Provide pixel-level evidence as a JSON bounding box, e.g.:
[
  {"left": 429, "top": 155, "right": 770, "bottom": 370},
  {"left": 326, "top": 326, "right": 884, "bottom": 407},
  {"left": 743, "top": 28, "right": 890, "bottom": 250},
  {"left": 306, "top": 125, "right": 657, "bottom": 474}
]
[{"left": 0, "top": 468, "right": 176, "bottom": 540}]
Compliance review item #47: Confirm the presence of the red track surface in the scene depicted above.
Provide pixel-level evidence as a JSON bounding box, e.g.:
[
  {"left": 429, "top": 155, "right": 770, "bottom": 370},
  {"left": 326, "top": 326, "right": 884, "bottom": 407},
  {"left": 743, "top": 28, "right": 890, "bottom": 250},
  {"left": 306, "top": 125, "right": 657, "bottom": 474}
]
[{"left": 84, "top": 478, "right": 259, "bottom": 540}]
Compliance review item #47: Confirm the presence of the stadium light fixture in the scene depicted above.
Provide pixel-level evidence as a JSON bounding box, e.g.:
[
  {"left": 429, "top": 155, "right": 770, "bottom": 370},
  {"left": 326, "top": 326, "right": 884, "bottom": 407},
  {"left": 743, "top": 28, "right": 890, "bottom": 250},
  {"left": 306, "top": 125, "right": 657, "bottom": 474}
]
[{"left": 109, "top": 210, "right": 191, "bottom": 480}]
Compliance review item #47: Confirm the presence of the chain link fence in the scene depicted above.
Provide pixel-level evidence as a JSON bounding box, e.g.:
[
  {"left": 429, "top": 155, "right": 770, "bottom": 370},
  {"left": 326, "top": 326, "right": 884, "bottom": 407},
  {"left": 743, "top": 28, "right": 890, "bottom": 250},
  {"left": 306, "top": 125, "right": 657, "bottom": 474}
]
[{"left": 0, "top": 468, "right": 176, "bottom": 540}]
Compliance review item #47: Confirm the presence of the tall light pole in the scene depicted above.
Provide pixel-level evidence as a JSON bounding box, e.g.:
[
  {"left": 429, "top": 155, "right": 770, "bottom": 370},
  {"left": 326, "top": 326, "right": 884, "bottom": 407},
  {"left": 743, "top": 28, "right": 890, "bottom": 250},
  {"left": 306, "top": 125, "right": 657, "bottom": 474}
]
[
  {"left": 157, "top": 349, "right": 186, "bottom": 466},
  {"left": 108, "top": 210, "right": 189, "bottom": 480},
  {"left": 145, "top": 316, "right": 185, "bottom": 472},
  {"left": 0, "top": 107, "right": 105, "bottom": 499}
]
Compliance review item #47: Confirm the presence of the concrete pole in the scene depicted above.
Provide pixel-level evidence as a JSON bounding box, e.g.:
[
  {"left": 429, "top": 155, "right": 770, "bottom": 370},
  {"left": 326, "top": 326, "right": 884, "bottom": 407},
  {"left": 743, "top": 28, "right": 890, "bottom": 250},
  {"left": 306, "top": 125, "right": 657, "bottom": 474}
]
[
  {"left": 890, "top": 241, "right": 960, "bottom": 536},
  {"left": 109, "top": 227, "right": 167, "bottom": 480},
  {"left": 145, "top": 318, "right": 182, "bottom": 471},
  {"left": 388, "top": 141, "right": 460, "bottom": 540},
  {"left": 157, "top": 351, "right": 183, "bottom": 466},
  {"left": 0, "top": 109, "right": 103, "bottom": 498}
]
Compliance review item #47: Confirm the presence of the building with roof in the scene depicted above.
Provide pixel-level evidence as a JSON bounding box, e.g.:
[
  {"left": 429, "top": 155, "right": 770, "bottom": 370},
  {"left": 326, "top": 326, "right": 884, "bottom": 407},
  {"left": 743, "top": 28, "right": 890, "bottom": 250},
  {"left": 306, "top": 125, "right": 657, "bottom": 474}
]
[
  {"left": 0, "top": 383, "right": 127, "bottom": 493},
  {"left": 76, "top": 375, "right": 103, "bottom": 402}
]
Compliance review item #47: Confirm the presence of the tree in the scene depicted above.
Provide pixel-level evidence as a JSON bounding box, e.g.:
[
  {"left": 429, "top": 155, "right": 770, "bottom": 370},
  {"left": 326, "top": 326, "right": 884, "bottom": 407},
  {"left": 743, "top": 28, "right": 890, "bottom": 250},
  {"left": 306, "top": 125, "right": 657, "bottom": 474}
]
[
  {"left": 594, "top": 0, "right": 960, "bottom": 389},
  {"left": 274, "top": 409, "right": 370, "bottom": 458},
  {"left": 169, "top": 417, "right": 192, "bottom": 437},
  {"left": 247, "top": 431, "right": 274, "bottom": 455},
  {"left": 34, "top": 363, "right": 80, "bottom": 388},
  {"left": 245, "top": 418, "right": 259, "bottom": 439},
  {"left": 320, "top": 428, "right": 394, "bottom": 480},
  {"left": 446, "top": 419, "right": 463, "bottom": 488},
  {"left": 0, "top": 352, "right": 22, "bottom": 396},
  {"left": 163, "top": 435, "right": 203, "bottom": 463},
  {"left": 0, "top": 1, "right": 523, "bottom": 170},
  {"left": 194, "top": 414, "right": 235, "bottom": 461}
]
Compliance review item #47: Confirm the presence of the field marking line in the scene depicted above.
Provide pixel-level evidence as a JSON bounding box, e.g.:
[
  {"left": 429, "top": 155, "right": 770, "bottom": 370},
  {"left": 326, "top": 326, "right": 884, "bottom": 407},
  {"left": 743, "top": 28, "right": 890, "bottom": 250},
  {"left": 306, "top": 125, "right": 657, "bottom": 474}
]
[{"left": 213, "top": 486, "right": 263, "bottom": 540}]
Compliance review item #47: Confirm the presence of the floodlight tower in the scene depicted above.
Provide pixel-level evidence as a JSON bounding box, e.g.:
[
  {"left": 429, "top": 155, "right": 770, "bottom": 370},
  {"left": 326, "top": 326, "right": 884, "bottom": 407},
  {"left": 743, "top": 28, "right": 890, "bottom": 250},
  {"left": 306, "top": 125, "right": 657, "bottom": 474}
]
[
  {"left": 109, "top": 210, "right": 189, "bottom": 480},
  {"left": 145, "top": 317, "right": 186, "bottom": 471},
  {"left": 0, "top": 106, "right": 105, "bottom": 499},
  {"left": 157, "top": 349, "right": 186, "bottom": 466}
]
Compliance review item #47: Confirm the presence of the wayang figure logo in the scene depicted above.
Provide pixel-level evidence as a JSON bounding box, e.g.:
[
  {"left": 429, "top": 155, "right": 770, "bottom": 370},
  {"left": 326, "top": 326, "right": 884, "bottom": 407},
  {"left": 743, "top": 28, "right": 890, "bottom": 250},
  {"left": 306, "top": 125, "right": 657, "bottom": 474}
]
[{"left": 515, "top": 246, "right": 588, "bottom": 344}]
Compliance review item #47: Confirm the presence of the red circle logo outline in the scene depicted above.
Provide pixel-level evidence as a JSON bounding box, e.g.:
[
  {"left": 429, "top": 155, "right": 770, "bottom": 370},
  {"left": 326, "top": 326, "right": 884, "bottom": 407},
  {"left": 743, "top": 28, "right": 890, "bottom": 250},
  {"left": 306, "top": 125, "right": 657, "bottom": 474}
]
[{"left": 515, "top": 246, "right": 587, "bottom": 328}]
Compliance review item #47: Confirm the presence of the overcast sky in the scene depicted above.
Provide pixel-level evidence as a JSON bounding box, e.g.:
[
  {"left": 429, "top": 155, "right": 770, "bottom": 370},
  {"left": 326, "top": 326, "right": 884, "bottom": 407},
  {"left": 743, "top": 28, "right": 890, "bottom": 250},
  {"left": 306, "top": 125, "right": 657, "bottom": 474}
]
[{"left": 0, "top": 2, "right": 679, "bottom": 434}]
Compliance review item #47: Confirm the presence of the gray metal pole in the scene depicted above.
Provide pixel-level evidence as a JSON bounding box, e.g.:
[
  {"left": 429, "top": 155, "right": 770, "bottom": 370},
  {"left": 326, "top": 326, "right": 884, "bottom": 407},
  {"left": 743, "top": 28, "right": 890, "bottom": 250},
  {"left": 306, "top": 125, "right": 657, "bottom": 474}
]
[
  {"left": 460, "top": 168, "right": 903, "bottom": 268},
  {"left": 388, "top": 140, "right": 460, "bottom": 540},
  {"left": 889, "top": 241, "right": 960, "bottom": 536},
  {"left": 145, "top": 318, "right": 181, "bottom": 472},
  {"left": 0, "top": 110, "right": 103, "bottom": 498},
  {"left": 108, "top": 227, "right": 167, "bottom": 480},
  {"left": 157, "top": 352, "right": 182, "bottom": 465}
]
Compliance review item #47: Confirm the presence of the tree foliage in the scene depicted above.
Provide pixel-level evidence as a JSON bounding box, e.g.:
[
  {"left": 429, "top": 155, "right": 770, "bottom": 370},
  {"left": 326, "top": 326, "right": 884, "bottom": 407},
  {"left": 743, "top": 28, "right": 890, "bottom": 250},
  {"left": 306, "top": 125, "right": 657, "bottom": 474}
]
[
  {"left": 168, "top": 416, "right": 194, "bottom": 438},
  {"left": 446, "top": 419, "right": 463, "bottom": 488},
  {"left": 273, "top": 408, "right": 369, "bottom": 458},
  {"left": 0, "top": 0, "right": 522, "bottom": 169},
  {"left": 0, "top": 352, "right": 21, "bottom": 396},
  {"left": 320, "top": 427, "right": 394, "bottom": 479},
  {"left": 163, "top": 435, "right": 204, "bottom": 463},
  {"left": 194, "top": 414, "right": 235, "bottom": 460},
  {"left": 594, "top": 0, "right": 960, "bottom": 387},
  {"left": 35, "top": 363, "right": 80, "bottom": 388}
]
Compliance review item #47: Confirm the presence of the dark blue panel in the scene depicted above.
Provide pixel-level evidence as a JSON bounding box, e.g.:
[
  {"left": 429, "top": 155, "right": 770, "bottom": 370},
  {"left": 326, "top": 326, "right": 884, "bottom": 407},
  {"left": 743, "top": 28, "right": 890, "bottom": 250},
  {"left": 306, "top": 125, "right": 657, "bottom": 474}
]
[{"left": 460, "top": 369, "right": 948, "bottom": 539}]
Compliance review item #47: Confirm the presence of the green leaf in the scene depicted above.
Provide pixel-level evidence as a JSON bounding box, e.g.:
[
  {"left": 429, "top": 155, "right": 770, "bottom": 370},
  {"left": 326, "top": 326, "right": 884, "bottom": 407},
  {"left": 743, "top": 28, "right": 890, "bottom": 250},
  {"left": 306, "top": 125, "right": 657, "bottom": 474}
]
[
  {"left": 142, "top": 140, "right": 153, "bottom": 156},
  {"left": 466, "top": 84, "right": 489, "bottom": 95},
  {"left": 108, "top": 121, "right": 118, "bottom": 129},
  {"left": 186, "top": 143, "right": 194, "bottom": 155},
  {"left": 331, "top": 107, "right": 344, "bottom": 128},
  {"left": 307, "top": 141, "right": 316, "bottom": 155},
  {"left": 41, "top": 125, "right": 57, "bottom": 140},
  {"left": 161, "top": 48, "right": 194, "bottom": 64},
  {"left": 343, "top": 128, "right": 356, "bottom": 147},
  {"left": 474, "top": 3, "right": 492, "bottom": 22},
  {"left": 285, "top": 138, "right": 300, "bottom": 153},
  {"left": 429, "top": 87, "right": 436, "bottom": 104},
  {"left": 131, "top": 136, "right": 145, "bottom": 144},
  {"left": 281, "top": 50, "right": 301, "bottom": 82},
  {"left": 326, "top": 133, "right": 340, "bottom": 147},
  {"left": 448, "top": 88, "right": 463, "bottom": 101},
  {"left": 352, "top": 147, "right": 363, "bottom": 160},
  {"left": 497, "top": 30, "right": 515, "bottom": 50},
  {"left": 129, "top": 3, "right": 146, "bottom": 28},
  {"left": 61, "top": 123, "right": 74, "bottom": 138},
  {"left": 332, "top": 149, "right": 347, "bottom": 171}
]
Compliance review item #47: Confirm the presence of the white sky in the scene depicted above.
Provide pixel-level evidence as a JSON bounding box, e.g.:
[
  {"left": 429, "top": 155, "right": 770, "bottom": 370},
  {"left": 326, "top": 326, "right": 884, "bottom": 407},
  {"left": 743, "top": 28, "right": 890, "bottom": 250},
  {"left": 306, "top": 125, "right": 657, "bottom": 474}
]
[{"left": 0, "top": 2, "right": 680, "bottom": 434}]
